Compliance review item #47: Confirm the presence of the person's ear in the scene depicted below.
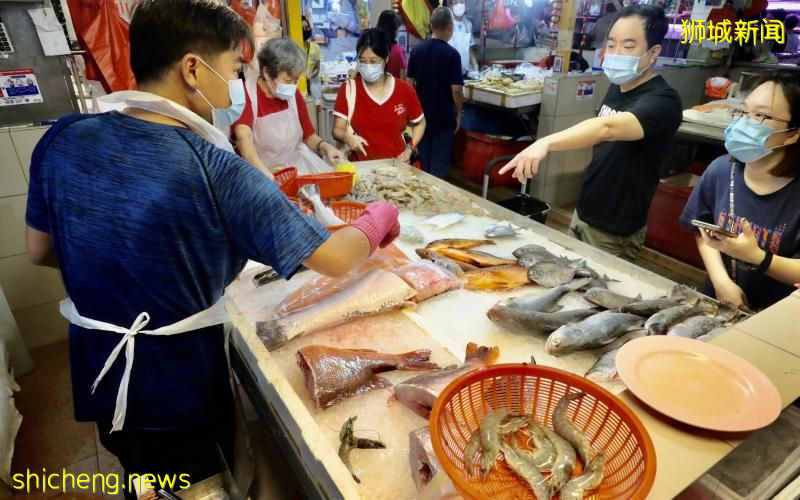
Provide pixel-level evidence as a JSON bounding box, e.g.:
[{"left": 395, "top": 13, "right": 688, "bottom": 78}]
[
  {"left": 649, "top": 44, "right": 662, "bottom": 62},
  {"left": 784, "top": 127, "right": 800, "bottom": 146},
  {"left": 180, "top": 54, "right": 202, "bottom": 90}
]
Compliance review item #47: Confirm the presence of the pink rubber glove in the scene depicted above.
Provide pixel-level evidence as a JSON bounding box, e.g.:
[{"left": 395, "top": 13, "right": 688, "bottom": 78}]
[{"left": 350, "top": 201, "right": 401, "bottom": 254}]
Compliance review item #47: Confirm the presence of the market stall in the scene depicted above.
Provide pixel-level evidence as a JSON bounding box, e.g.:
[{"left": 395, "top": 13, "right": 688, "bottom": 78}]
[{"left": 226, "top": 160, "right": 800, "bottom": 500}]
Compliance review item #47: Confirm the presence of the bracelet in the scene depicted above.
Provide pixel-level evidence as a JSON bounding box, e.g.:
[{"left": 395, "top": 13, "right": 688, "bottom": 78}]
[
  {"left": 315, "top": 140, "right": 327, "bottom": 156},
  {"left": 755, "top": 251, "right": 773, "bottom": 273}
]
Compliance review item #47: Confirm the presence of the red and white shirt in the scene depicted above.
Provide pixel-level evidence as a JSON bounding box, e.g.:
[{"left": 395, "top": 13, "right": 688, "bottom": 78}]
[
  {"left": 232, "top": 85, "right": 316, "bottom": 140},
  {"left": 333, "top": 75, "right": 424, "bottom": 161}
]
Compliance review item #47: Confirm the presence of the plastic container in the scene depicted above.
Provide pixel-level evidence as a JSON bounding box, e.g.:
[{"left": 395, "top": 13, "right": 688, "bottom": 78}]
[
  {"left": 296, "top": 172, "right": 354, "bottom": 199},
  {"left": 291, "top": 198, "right": 365, "bottom": 231},
  {"left": 430, "top": 364, "right": 656, "bottom": 500},
  {"left": 497, "top": 194, "right": 551, "bottom": 224},
  {"left": 645, "top": 174, "right": 703, "bottom": 268},
  {"left": 461, "top": 131, "right": 532, "bottom": 187},
  {"left": 274, "top": 167, "right": 298, "bottom": 197}
]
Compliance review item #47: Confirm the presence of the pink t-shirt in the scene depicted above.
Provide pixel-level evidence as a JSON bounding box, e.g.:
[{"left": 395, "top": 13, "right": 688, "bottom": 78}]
[{"left": 386, "top": 43, "right": 408, "bottom": 78}]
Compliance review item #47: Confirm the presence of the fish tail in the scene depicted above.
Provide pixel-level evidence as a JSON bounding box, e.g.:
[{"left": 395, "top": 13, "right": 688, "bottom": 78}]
[
  {"left": 256, "top": 319, "right": 290, "bottom": 351},
  {"left": 399, "top": 349, "right": 439, "bottom": 370},
  {"left": 464, "top": 342, "right": 501, "bottom": 364}
]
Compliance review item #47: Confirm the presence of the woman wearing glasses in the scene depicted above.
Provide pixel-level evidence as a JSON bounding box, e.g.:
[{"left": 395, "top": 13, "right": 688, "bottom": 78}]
[{"left": 680, "top": 71, "right": 800, "bottom": 310}]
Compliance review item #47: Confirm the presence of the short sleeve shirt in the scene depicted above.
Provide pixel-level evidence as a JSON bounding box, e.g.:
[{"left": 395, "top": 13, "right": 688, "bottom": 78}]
[
  {"left": 333, "top": 75, "right": 423, "bottom": 161},
  {"left": 407, "top": 39, "right": 464, "bottom": 132},
  {"left": 679, "top": 155, "right": 800, "bottom": 310},
  {"left": 232, "top": 84, "right": 315, "bottom": 140},
  {"left": 26, "top": 111, "right": 329, "bottom": 429},
  {"left": 386, "top": 43, "right": 408, "bottom": 78}
]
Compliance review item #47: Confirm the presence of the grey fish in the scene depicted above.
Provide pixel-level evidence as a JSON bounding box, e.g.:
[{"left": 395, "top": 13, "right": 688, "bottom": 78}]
[
  {"left": 581, "top": 274, "right": 618, "bottom": 290},
  {"left": 495, "top": 278, "right": 593, "bottom": 312},
  {"left": 560, "top": 452, "right": 606, "bottom": 499},
  {"left": 485, "top": 223, "right": 521, "bottom": 238},
  {"left": 667, "top": 315, "right": 722, "bottom": 339},
  {"left": 584, "top": 329, "right": 647, "bottom": 381},
  {"left": 517, "top": 253, "right": 545, "bottom": 268},
  {"left": 546, "top": 311, "right": 644, "bottom": 355},
  {"left": 671, "top": 284, "right": 706, "bottom": 304},
  {"left": 619, "top": 297, "right": 684, "bottom": 317},
  {"left": 697, "top": 326, "right": 729, "bottom": 343},
  {"left": 715, "top": 301, "right": 741, "bottom": 322},
  {"left": 584, "top": 287, "right": 641, "bottom": 309},
  {"left": 513, "top": 244, "right": 556, "bottom": 260},
  {"left": 645, "top": 302, "right": 716, "bottom": 336},
  {"left": 409, "top": 426, "right": 443, "bottom": 491},
  {"left": 487, "top": 307, "right": 599, "bottom": 336},
  {"left": 528, "top": 258, "right": 582, "bottom": 287}
]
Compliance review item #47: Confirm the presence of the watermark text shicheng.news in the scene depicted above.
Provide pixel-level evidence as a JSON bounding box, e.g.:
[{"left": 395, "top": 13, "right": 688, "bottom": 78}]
[
  {"left": 12, "top": 469, "right": 192, "bottom": 496},
  {"left": 680, "top": 19, "right": 786, "bottom": 45}
]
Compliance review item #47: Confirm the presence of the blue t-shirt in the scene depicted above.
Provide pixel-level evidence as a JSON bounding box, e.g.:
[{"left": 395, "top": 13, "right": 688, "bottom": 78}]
[
  {"left": 680, "top": 155, "right": 800, "bottom": 310},
  {"left": 407, "top": 38, "right": 464, "bottom": 133},
  {"left": 26, "top": 111, "right": 329, "bottom": 430}
]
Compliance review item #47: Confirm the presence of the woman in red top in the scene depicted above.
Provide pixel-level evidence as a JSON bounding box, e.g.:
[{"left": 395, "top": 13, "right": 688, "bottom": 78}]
[
  {"left": 377, "top": 10, "right": 407, "bottom": 80},
  {"left": 332, "top": 29, "right": 426, "bottom": 163}
]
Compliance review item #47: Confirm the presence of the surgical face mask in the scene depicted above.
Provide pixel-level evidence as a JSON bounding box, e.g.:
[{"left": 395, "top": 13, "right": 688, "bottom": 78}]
[
  {"left": 453, "top": 3, "right": 466, "bottom": 16},
  {"left": 358, "top": 62, "right": 385, "bottom": 83},
  {"left": 724, "top": 117, "right": 794, "bottom": 163},
  {"left": 195, "top": 57, "right": 246, "bottom": 128},
  {"left": 274, "top": 81, "right": 297, "bottom": 101},
  {"left": 602, "top": 51, "right": 651, "bottom": 85}
]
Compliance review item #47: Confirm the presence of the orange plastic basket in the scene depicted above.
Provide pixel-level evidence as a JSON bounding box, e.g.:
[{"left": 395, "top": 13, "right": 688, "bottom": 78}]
[
  {"left": 291, "top": 199, "right": 365, "bottom": 231},
  {"left": 430, "top": 364, "right": 656, "bottom": 500},
  {"left": 296, "top": 172, "right": 354, "bottom": 199},
  {"left": 274, "top": 167, "right": 298, "bottom": 197}
]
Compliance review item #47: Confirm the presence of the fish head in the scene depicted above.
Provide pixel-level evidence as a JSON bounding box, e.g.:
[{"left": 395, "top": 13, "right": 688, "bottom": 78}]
[
  {"left": 394, "top": 379, "right": 438, "bottom": 419},
  {"left": 546, "top": 325, "right": 581, "bottom": 355},
  {"left": 486, "top": 303, "right": 510, "bottom": 322}
]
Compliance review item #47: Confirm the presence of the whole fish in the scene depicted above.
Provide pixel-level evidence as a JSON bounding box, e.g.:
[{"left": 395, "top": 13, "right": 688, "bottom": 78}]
[
  {"left": 697, "top": 326, "right": 729, "bottom": 343},
  {"left": 667, "top": 315, "right": 722, "bottom": 339},
  {"left": 409, "top": 426, "right": 444, "bottom": 491},
  {"left": 487, "top": 307, "right": 598, "bottom": 336},
  {"left": 300, "top": 184, "right": 343, "bottom": 227},
  {"left": 619, "top": 297, "right": 685, "bottom": 317},
  {"left": 479, "top": 409, "right": 508, "bottom": 477},
  {"left": 435, "top": 247, "right": 516, "bottom": 268},
  {"left": 544, "top": 427, "right": 577, "bottom": 497},
  {"left": 500, "top": 443, "right": 550, "bottom": 499},
  {"left": 416, "top": 248, "right": 478, "bottom": 272},
  {"left": 645, "top": 302, "right": 716, "bottom": 336},
  {"left": 485, "top": 223, "right": 521, "bottom": 238},
  {"left": 394, "top": 343, "right": 500, "bottom": 418},
  {"left": 463, "top": 265, "right": 531, "bottom": 291},
  {"left": 496, "top": 278, "right": 593, "bottom": 312},
  {"left": 559, "top": 452, "right": 606, "bottom": 500},
  {"left": 585, "top": 330, "right": 647, "bottom": 381},
  {"left": 553, "top": 392, "right": 596, "bottom": 465},
  {"left": 715, "top": 301, "right": 741, "bottom": 322},
  {"left": 528, "top": 259, "right": 579, "bottom": 287},
  {"left": 258, "top": 269, "right": 417, "bottom": 350},
  {"left": 513, "top": 244, "right": 556, "bottom": 260},
  {"left": 581, "top": 274, "right": 619, "bottom": 291},
  {"left": 584, "top": 287, "right": 641, "bottom": 309},
  {"left": 297, "top": 345, "right": 438, "bottom": 409},
  {"left": 520, "top": 421, "right": 556, "bottom": 472},
  {"left": 463, "top": 430, "right": 482, "bottom": 474},
  {"left": 426, "top": 238, "right": 495, "bottom": 251},
  {"left": 546, "top": 311, "right": 644, "bottom": 355},
  {"left": 671, "top": 284, "right": 706, "bottom": 304}
]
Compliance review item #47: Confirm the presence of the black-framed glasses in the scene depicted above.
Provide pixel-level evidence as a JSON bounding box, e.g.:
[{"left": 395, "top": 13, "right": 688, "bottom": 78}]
[{"left": 729, "top": 108, "right": 791, "bottom": 125}]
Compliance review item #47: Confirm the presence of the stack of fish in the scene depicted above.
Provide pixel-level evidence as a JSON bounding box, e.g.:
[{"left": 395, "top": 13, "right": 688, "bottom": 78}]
[{"left": 462, "top": 392, "right": 606, "bottom": 499}]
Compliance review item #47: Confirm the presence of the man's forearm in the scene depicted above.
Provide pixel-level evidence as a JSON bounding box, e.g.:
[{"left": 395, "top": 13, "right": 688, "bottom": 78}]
[
  {"left": 540, "top": 117, "right": 613, "bottom": 152},
  {"left": 453, "top": 89, "right": 464, "bottom": 118}
]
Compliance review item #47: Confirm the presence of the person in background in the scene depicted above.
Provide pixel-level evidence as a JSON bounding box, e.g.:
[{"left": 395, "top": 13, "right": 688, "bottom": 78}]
[
  {"left": 303, "top": 15, "right": 322, "bottom": 102},
  {"left": 233, "top": 38, "right": 341, "bottom": 177},
  {"left": 591, "top": 2, "right": 618, "bottom": 50},
  {"left": 680, "top": 71, "right": 800, "bottom": 311},
  {"left": 407, "top": 7, "right": 463, "bottom": 178},
  {"left": 25, "top": 0, "right": 400, "bottom": 495},
  {"left": 449, "top": 0, "right": 476, "bottom": 75},
  {"left": 332, "top": 29, "right": 426, "bottom": 162},
  {"left": 500, "top": 5, "right": 682, "bottom": 262},
  {"left": 769, "top": 8, "right": 788, "bottom": 53},
  {"left": 784, "top": 14, "right": 799, "bottom": 53},
  {"left": 377, "top": 10, "right": 407, "bottom": 79}
]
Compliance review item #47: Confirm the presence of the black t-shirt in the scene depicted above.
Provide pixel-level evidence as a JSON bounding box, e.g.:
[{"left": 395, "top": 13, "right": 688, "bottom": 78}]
[
  {"left": 407, "top": 38, "right": 464, "bottom": 133},
  {"left": 577, "top": 75, "right": 683, "bottom": 235},
  {"left": 680, "top": 156, "right": 800, "bottom": 310}
]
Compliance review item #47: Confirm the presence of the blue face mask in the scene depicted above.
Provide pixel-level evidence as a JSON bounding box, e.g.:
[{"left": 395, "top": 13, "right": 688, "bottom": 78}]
[
  {"left": 602, "top": 52, "right": 651, "bottom": 85},
  {"left": 195, "top": 57, "right": 246, "bottom": 129},
  {"left": 724, "top": 117, "right": 793, "bottom": 163},
  {"left": 358, "top": 63, "right": 385, "bottom": 83}
]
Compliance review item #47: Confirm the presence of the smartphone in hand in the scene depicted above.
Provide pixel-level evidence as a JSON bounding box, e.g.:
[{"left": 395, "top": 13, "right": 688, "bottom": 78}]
[{"left": 691, "top": 219, "right": 738, "bottom": 238}]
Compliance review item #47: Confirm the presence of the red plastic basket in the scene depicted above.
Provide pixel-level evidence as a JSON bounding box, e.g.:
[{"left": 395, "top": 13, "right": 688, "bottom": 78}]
[
  {"left": 275, "top": 167, "right": 298, "bottom": 197},
  {"left": 296, "top": 172, "right": 354, "bottom": 199},
  {"left": 290, "top": 199, "right": 365, "bottom": 231},
  {"left": 430, "top": 364, "right": 656, "bottom": 500}
]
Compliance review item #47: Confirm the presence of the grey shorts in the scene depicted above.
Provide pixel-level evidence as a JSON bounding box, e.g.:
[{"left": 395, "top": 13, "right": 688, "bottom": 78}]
[{"left": 568, "top": 211, "right": 647, "bottom": 263}]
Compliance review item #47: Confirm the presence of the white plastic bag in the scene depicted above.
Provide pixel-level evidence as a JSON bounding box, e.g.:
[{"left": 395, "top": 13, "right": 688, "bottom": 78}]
[{"left": 280, "top": 145, "right": 334, "bottom": 175}]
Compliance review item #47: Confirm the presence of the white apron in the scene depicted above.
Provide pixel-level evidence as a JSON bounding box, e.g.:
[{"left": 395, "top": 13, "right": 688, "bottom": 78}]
[
  {"left": 450, "top": 19, "right": 472, "bottom": 74},
  {"left": 60, "top": 296, "right": 231, "bottom": 432},
  {"left": 245, "top": 77, "right": 331, "bottom": 174}
]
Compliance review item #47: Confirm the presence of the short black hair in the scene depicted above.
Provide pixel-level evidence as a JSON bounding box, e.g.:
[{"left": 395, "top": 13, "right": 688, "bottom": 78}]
[
  {"left": 430, "top": 6, "right": 454, "bottom": 32},
  {"left": 356, "top": 28, "right": 391, "bottom": 60},
  {"left": 606, "top": 3, "right": 617, "bottom": 13},
  {"left": 377, "top": 10, "right": 402, "bottom": 43},
  {"left": 610, "top": 5, "right": 668, "bottom": 48},
  {"left": 755, "top": 71, "right": 800, "bottom": 178},
  {"left": 130, "top": 0, "right": 252, "bottom": 85},
  {"left": 768, "top": 8, "right": 787, "bottom": 22},
  {"left": 786, "top": 14, "right": 800, "bottom": 30}
]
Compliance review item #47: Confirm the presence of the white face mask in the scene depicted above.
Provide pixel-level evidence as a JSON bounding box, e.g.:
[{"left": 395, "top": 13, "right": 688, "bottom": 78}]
[
  {"left": 274, "top": 82, "right": 297, "bottom": 100},
  {"left": 359, "top": 63, "right": 385, "bottom": 83},
  {"left": 452, "top": 3, "right": 466, "bottom": 16}
]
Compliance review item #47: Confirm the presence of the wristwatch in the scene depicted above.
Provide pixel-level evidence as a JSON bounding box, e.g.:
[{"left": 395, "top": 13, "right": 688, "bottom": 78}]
[
  {"left": 755, "top": 251, "right": 773, "bottom": 273},
  {"left": 315, "top": 140, "right": 327, "bottom": 157}
]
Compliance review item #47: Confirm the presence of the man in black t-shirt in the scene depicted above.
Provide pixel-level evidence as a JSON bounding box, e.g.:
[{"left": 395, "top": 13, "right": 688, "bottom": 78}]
[{"left": 500, "top": 5, "right": 682, "bottom": 261}]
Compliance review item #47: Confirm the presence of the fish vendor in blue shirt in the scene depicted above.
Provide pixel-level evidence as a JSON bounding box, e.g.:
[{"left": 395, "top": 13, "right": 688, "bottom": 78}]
[{"left": 24, "top": 0, "right": 400, "bottom": 495}]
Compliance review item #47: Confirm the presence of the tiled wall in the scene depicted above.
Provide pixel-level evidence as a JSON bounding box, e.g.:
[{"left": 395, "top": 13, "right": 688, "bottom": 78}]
[{"left": 0, "top": 126, "right": 69, "bottom": 349}]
